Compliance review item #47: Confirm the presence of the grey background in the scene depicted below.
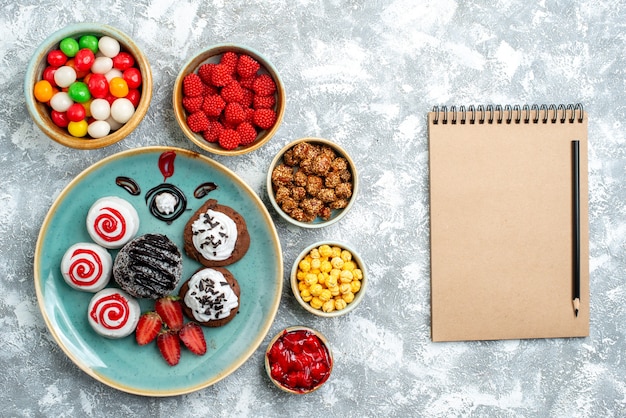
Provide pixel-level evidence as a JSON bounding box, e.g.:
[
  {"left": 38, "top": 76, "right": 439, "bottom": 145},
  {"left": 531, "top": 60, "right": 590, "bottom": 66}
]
[{"left": 2, "top": 0, "right": 625, "bottom": 416}]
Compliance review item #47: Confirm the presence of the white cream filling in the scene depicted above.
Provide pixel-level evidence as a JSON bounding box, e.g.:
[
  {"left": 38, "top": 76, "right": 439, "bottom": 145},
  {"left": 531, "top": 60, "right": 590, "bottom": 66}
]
[
  {"left": 191, "top": 209, "right": 238, "bottom": 261},
  {"left": 184, "top": 268, "right": 239, "bottom": 322}
]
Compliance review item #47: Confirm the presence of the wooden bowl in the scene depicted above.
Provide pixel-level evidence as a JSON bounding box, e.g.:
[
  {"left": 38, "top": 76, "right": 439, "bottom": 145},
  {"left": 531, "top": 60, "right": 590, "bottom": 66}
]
[
  {"left": 173, "top": 44, "right": 285, "bottom": 156},
  {"left": 24, "top": 23, "right": 152, "bottom": 149}
]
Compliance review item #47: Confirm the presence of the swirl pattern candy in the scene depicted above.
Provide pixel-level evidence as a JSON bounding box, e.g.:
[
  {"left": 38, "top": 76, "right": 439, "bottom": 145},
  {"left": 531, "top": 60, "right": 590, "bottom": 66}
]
[
  {"left": 60, "top": 242, "right": 112, "bottom": 292},
  {"left": 87, "top": 288, "right": 140, "bottom": 338},
  {"left": 86, "top": 196, "right": 139, "bottom": 249}
]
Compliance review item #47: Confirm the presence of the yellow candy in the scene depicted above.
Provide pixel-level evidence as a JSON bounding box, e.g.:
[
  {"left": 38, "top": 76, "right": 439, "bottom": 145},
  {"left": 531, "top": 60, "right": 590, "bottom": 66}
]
[
  {"left": 351, "top": 280, "right": 361, "bottom": 293},
  {"left": 329, "top": 285, "right": 340, "bottom": 297},
  {"left": 326, "top": 275, "right": 338, "bottom": 288},
  {"left": 299, "top": 259, "right": 311, "bottom": 272},
  {"left": 319, "top": 245, "right": 333, "bottom": 258},
  {"left": 67, "top": 120, "right": 88, "bottom": 137},
  {"left": 310, "top": 283, "right": 323, "bottom": 297},
  {"left": 300, "top": 288, "right": 312, "bottom": 302},
  {"left": 319, "top": 289, "right": 332, "bottom": 302},
  {"left": 310, "top": 296, "right": 323, "bottom": 310},
  {"left": 322, "top": 300, "right": 335, "bottom": 313},
  {"left": 340, "top": 270, "right": 353, "bottom": 283},
  {"left": 334, "top": 298, "right": 347, "bottom": 310},
  {"left": 311, "top": 258, "right": 321, "bottom": 270},
  {"left": 304, "top": 273, "right": 318, "bottom": 286},
  {"left": 331, "top": 246, "right": 342, "bottom": 258},
  {"left": 331, "top": 257, "right": 344, "bottom": 269},
  {"left": 342, "top": 260, "right": 357, "bottom": 271},
  {"left": 339, "top": 283, "right": 352, "bottom": 295},
  {"left": 342, "top": 292, "right": 355, "bottom": 304},
  {"left": 320, "top": 260, "right": 332, "bottom": 273},
  {"left": 298, "top": 281, "right": 308, "bottom": 292},
  {"left": 353, "top": 269, "right": 363, "bottom": 280},
  {"left": 341, "top": 250, "right": 352, "bottom": 262},
  {"left": 310, "top": 248, "right": 320, "bottom": 259}
]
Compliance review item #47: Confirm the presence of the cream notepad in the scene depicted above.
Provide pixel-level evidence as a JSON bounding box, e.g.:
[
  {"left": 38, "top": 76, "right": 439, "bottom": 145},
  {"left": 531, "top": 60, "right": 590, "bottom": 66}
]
[{"left": 428, "top": 104, "right": 589, "bottom": 342}]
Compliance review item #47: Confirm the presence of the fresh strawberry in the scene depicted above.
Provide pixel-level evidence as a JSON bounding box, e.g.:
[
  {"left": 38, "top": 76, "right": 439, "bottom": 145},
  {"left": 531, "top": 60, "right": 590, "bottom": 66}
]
[
  {"left": 178, "top": 322, "right": 207, "bottom": 355},
  {"left": 203, "top": 119, "right": 224, "bottom": 143},
  {"left": 220, "top": 81, "right": 245, "bottom": 104},
  {"left": 252, "top": 74, "right": 276, "bottom": 96},
  {"left": 157, "top": 330, "right": 181, "bottom": 366},
  {"left": 186, "top": 111, "right": 210, "bottom": 133},
  {"left": 224, "top": 102, "right": 246, "bottom": 125},
  {"left": 182, "top": 73, "right": 204, "bottom": 97},
  {"left": 197, "top": 63, "right": 215, "bottom": 85},
  {"left": 220, "top": 51, "right": 239, "bottom": 73},
  {"left": 155, "top": 295, "right": 184, "bottom": 331},
  {"left": 236, "top": 54, "right": 261, "bottom": 78},
  {"left": 236, "top": 121, "right": 258, "bottom": 145},
  {"left": 135, "top": 311, "right": 162, "bottom": 346},
  {"left": 182, "top": 96, "right": 204, "bottom": 113},
  {"left": 252, "top": 108, "right": 277, "bottom": 130},
  {"left": 253, "top": 94, "right": 276, "bottom": 109},
  {"left": 202, "top": 94, "right": 226, "bottom": 117},
  {"left": 218, "top": 129, "right": 241, "bottom": 150},
  {"left": 211, "top": 64, "right": 234, "bottom": 87}
]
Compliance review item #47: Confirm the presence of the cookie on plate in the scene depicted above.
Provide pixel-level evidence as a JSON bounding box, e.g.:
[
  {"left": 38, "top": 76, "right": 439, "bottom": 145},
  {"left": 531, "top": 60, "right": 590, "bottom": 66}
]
[
  {"left": 183, "top": 199, "right": 250, "bottom": 267},
  {"left": 179, "top": 267, "right": 241, "bottom": 327}
]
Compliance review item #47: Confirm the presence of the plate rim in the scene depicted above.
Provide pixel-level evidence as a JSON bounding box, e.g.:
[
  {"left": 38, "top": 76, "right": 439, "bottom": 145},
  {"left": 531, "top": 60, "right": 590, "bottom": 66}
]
[{"left": 33, "top": 145, "right": 283, "bottom": 396}]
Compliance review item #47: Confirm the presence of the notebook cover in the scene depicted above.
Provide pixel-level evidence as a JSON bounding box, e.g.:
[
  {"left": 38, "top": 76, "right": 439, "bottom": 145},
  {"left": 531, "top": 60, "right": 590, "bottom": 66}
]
[{"left": 428, "top": 107, "right": 589, "bottom": 342}]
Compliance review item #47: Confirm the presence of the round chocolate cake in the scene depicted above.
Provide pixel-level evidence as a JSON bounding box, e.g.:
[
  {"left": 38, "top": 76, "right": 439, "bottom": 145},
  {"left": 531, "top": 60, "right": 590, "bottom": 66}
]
[{"left": 113, "top": 233, "right": 183, "bottom": 299}]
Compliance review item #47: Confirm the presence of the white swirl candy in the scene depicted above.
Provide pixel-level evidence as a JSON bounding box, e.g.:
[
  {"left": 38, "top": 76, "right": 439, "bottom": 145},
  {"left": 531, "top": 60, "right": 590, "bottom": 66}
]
[
  {"left": 60, "top": 242, "right": 112, "bottom": 292},
  {"left": 86, "top": 196, "right": 139, "bottom": 249},
  {"left": 184, "top": 268, "right": 239, "bottom": 322},
  {"left": 191, "top": 209, "right": 238, "bottom": 261},
  {"left": 87, "top": 288, "right": 140, "bottom": 338}
]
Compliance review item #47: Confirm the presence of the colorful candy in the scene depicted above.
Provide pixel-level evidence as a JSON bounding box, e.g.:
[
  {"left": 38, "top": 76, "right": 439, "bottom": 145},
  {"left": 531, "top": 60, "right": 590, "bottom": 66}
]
[{"left": 34, "top": 34, "right": 143, "bottom": 139}]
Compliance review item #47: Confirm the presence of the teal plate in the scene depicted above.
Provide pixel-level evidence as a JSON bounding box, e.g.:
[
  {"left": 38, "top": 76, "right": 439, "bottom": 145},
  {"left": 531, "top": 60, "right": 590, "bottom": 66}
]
[{"left": 34, "top": 146, "right": 283, "bottom": 396}]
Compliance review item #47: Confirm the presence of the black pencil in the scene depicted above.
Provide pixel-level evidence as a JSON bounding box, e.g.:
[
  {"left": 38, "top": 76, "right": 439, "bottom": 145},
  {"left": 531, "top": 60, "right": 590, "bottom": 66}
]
[{"left": 572, "top": 140, "right": 581, "bottom": 317}]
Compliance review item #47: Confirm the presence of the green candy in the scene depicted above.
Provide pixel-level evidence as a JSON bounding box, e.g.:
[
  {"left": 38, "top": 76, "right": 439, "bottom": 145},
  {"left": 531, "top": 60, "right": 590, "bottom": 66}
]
[
  {"left": 67, "top": 81, "right": 91, "bottom": 103},
  {"left": 78, "top": 35, "right": 99, "bottom": 54},
  {"left": 59, "top": 37, "right": 79, "bottom": 57}
]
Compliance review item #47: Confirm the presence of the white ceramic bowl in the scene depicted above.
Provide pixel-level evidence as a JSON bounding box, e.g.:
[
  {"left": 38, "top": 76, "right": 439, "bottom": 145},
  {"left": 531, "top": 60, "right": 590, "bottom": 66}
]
[
  {"left": 291, "top": 241, "right": 367, "bottom": 317},
  {"left": 267, "top": 137, "right": 358, "bottom": 228}
]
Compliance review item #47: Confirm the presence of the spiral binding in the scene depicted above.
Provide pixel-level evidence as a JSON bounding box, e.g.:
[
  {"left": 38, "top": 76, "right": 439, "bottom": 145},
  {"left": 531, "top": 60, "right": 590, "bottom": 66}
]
[{"left": 431, "top": 103, "right": 584, "bottom": 125}]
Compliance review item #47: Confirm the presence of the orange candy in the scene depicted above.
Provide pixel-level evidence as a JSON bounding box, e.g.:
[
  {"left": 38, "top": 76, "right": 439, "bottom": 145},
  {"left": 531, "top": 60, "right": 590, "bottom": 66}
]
[
  {"left": 109, "top": 77, "right": 129, "bottom": 98},
  {"left": 34, "top": 80, "right": 54, "bottom": 103}
]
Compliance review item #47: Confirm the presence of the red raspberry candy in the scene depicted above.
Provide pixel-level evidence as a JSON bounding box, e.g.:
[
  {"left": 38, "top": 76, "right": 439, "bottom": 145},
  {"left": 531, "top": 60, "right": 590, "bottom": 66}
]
[
  {"left": 182, "top": 96, "right": 204, "bottom": 113},
  {"left": 220, "top": 52, "right": 239, "bottom": 73},
  {"left": 183, "top": 73, "right": 204, "bottom": 97},
  {"left": 186, "top": 111, "right": 210, "bottom": 133},
  {"left": 253, "top": 94, "right": 276, "bottom": 109},
  {"left": 218, "top": 129, "right": 241, "bottom": 150},
  {"left": 211, "top": 64, "right": 234, "bottom": 87},
  {"left": 238, "top": 76, "right": 255, "bottom": 90},
  {"left": 252, "top": 74, "right": 276, "bottom": 96},
  {"left": 202, "top": 120, "right": 224, "bottom": 143},
  {"left": 240, "top": 88, "right": 254, "bottom": 107},
  {"left": 224, "top": 103, "right": 246, "bottom": 125},
  {"left": 237, "top": 122, "right": 258, "bottom": 145},
  {"left": 197, "top": 63, "right": 215, "bottom": 85},
  {"left": 202, "top": 94, "right": 226, "bottom": 117},
  {"left": 236, "top": 54, "right": 261, "bottom": 78},
  {"left": 253, "top": 108, "right": 277, "bottom": 130},
  {"left": 220, "top": 81, "right": 244, "bottom": 104}
]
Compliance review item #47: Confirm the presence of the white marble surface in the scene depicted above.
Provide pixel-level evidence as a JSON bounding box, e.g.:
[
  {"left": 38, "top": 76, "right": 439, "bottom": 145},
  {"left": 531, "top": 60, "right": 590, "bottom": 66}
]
[{"left": 2, "top": 0, "right": 626, "bottom": 416}]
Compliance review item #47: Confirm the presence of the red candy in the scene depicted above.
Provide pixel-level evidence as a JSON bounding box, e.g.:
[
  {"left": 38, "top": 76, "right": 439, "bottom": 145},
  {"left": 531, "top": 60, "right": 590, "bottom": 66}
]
[
  {"left": 51, "top": 110, "right": 69, "bottom": 128},
  {"left": 87, "top": 73, "right": 109, "bottom": 98},
  {"left": 66, "top": 103, "right": 86, "bottom": 122},
  {"left": 47, "top": 50, "right": 67, "bottom": 67},
  {"left": 126, "top": 89, "right": 141, "bottom": 107},
  {"left": 122, "top": 67, "right": 141, "bottom": 89},
  {"left": 74, "top": 48, "right": 95, "bottom": 72},
  {"left": 112, "top": 52, "right": 135, "bottom": 71},
  {"left": 43, "top": 66, "right": 58, "bottom": 85}
]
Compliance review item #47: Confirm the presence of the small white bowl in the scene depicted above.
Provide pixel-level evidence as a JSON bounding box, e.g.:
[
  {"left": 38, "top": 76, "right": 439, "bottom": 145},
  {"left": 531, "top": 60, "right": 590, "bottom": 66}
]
[
  {"left": 267, "top": 137, "right": 358, "bottom": 228},
  {"left": 265, "top": 326, "right": 333, "bottom": 394},
  {"left": 291, "top": 241, "right": 367, "bottom": 317}
]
